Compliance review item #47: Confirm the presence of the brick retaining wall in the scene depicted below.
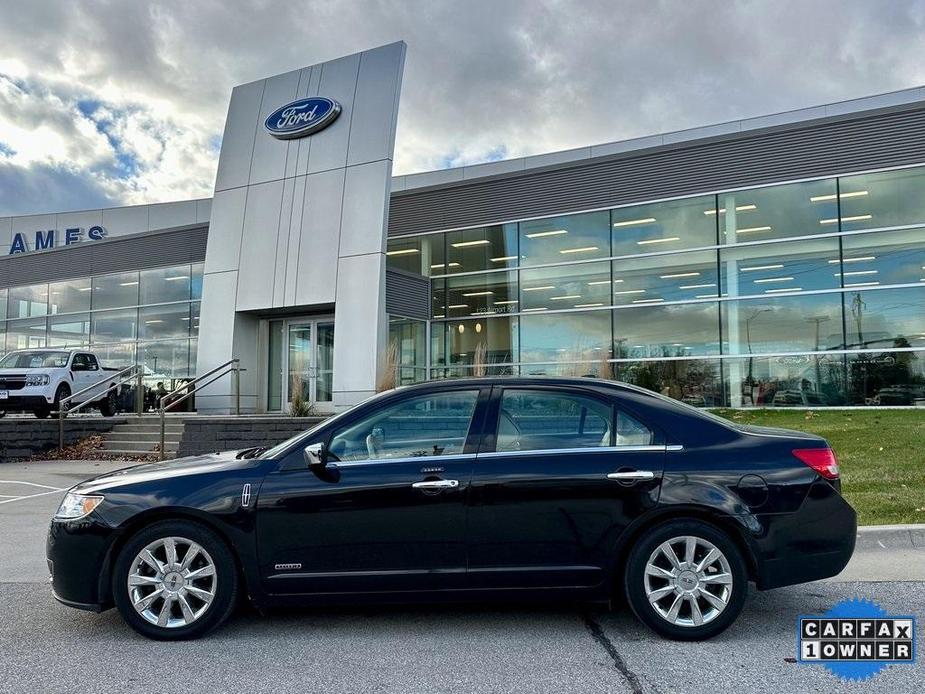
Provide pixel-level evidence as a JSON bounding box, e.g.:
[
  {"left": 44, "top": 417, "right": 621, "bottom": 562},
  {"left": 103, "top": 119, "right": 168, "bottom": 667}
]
[
  {"left": 0, "top": 417, "right": 128, "bottom": 462},
  {"left": 176, "top": 417, "right": 327, "bottom": 457}
]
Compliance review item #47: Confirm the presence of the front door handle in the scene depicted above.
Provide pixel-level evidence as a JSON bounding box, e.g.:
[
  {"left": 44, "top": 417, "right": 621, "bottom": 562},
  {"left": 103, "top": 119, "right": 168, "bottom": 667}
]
[
  {"left": 607, "top": 470, "right": 655, "bottom": 482},
  {"left": 412, "top": 479, "right": 460, "bottom": 490}
]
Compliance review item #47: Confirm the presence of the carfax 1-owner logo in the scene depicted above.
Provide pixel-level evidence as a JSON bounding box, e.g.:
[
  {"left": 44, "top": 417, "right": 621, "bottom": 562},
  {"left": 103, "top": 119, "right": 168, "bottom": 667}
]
[{"left": 798, "top": 598, "right": 916, "bottom": 681}]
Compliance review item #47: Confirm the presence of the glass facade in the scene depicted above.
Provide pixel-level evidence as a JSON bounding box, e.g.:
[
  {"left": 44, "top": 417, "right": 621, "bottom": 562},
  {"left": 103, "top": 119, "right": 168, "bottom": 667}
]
[
  {"left": 0, "top": 263, "right": 202, "bottom": 390},
  {"left": 387, "top": 165, "right": 925, "bottom": 407}
]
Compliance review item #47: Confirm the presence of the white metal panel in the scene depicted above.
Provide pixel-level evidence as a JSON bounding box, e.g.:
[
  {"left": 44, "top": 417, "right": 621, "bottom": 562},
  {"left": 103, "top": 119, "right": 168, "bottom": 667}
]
[
  {"left": 55, "top": 209, "right": 103, "bottom": 233},
  {"left": 203, "top": 187, "right": 247, "bottom": 274},
  {"left": 306, "top": 53, "right": 361, "bottom": 174},
  {"left": 214, "top": 80, "right": 265, "bottom": 193},
  {"left": 148, "top": 200, "right": 198, "bottom": 230},
  {"left": 236, "top": 180, "right": 284, "bottom": 310},
  {"left": 0, "top": 217, "right": 11, "bottom": 255},
  {"left": 249, "top": 68, "right": 301, "bottom": 186},
  {"left": 195, "top": 269, "right": 241, "bottom": 412},
  {"left": 283, "top": 173, "right": 309, "bottom": 305},
  {"left": 293, "top": 168, "right": 344, "bottom": 306},
  {"left": 101, "top": 204, "right": 150, "bottom": 238},
  {"left": 196, "top": 198, "right": 212, "bottom": 223},
  {"left": 272, "top": 176, "right": 296, "bottom": 306},
  {"left": 347, "top": 42, "right": 406, "bottom": 166},
  {"left": 338, "top": 159, "right": 391, "bottom": 258}
]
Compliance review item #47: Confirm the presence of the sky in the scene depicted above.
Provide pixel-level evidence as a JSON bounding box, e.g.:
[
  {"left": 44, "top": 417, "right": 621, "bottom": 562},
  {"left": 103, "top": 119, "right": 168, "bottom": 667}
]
[{"left": 1, "top": 0, "right": 924, "bottom": 216}]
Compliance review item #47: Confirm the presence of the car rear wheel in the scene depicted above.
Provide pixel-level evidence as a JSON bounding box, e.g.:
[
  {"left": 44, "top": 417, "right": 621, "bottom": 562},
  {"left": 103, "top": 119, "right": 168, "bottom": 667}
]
[
  {"left": 98, "top": 391, "right": 118, "bottom": 417},
  {"left": 624, "top": 519, "right": 747, "bottom": 641},
  {"left": 112, "top": 520, "right": 238, "bottom": 640}
]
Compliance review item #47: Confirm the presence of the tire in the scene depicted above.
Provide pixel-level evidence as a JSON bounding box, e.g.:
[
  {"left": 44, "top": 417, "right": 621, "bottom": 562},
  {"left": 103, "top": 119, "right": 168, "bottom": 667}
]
[
  {"left": 33, "top": 406, "right": 50, "bottom": 419},
  {"left": 112, "top": 520, "right": 239, "bottom": 641},
  {"left": 624, "top": 519, "right": 747, "bottom": 641},
  {"left": 53, "top": 383, "right": 71, "bottom": 415},
  {"left": 99, "top": 390, "right": 118, "bottom": 417}
]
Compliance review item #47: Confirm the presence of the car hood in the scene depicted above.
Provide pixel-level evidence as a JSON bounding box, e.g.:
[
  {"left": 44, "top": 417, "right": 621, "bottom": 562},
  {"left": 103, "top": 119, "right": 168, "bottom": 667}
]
[
  {"left": 737, "top": 424, "right": 825, "bottom": 442},
  {"left": 72, "top": 450, "right": 254, "bottom": 494},
  {"left": 0, "top": 367, "right": 54, "bottom": 375}
]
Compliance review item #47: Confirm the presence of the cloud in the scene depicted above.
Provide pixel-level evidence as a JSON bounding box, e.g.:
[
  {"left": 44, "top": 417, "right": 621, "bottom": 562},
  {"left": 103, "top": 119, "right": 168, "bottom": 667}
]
[{"left": 0, "top": 0, "right": 924, "bottom": 216}]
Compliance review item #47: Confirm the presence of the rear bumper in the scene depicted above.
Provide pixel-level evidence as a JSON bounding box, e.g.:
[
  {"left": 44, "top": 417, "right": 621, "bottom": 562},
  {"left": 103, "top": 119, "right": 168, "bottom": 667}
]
[{"left": 754, "top": 480, "right": 857, "bottom": 590}]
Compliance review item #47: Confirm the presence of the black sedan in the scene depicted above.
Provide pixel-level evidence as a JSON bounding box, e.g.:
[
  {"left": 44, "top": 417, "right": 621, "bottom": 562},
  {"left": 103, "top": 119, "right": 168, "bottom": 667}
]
[{"left": 47, "top": 377, "right": 856, "bottom": 641}]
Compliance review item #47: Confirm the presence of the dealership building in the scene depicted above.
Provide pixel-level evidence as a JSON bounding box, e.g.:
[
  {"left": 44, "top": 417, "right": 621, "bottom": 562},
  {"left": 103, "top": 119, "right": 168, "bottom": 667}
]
[{"left": 1, "top": 41, "right": 925, "bottom": 412}]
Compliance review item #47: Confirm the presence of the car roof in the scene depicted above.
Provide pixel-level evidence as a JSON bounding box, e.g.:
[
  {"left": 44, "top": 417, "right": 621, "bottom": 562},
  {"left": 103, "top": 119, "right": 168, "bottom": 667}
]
[{"left": 390, "top": 375, "right": 653, "bottom": 397}]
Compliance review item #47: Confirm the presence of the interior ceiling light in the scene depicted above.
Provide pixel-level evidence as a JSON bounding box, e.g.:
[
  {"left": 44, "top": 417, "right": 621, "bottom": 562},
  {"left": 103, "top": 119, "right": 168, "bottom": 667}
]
[
  {"left": 753, "top": 276, "right": 795, "bottom": 283},
  {"left": 810, "top": 190, "right": 869, "bottom": 202},
  {"left": 703, "top": 204, "right": 757, "bottom": 215},
  {"left": 741, "top": 264, "right": 784, "bottom": 272},
  {"left": 660, "top": 272, "right": 700, "bottom": 279},
  {"left": 522, "top": 307, "right": 548, "bottom": 311},
  {"left": 828, "top": 256, "right": 875, "bottom": 264},
  {"left": 493, "top": 300, "right": 518, "bottom": 305},
  {"left": 632, "top": 298, "right": 664, "bottom": 304},
  {"left": 549, "top": 295, "right": 581, "bottom": 300},
  {"left": 735, "top": 226, "right": 772, "bottom": 234},
  {"left": 614, "top": 289, "right": 646, "bottom": 295},
  {"left": 523, "top": 285, "right": 555, "bottom": 292},
  {"left": 680, "top": 283, "right": 716, "bottom": 289},
  {"left": 844, "top": 281, "right": 880, "bottom": 287},
  {"left": 835, "top": 270, "right": 878, "bottom": 277},
  {"left": 462, "top": 291, "right": 493, "bottom": 297},
  {"left": 764, "top": 287, "right": 801, "bottom": 293},
  {"left": 588, "top": 279, "right": 620, "bottom": 285},
  {"left": 451, "top": 239, "right": 491, "bottom": 248},
  {"left": 637, "top": 236, "right": 680, "bottom": 245},
  {"left": 559, "top": 246, "right": 599, "bottom": 254},
  {"left": 525, "top": 229, "right": 568, "bottom": 239},
  {"left": 574, "top": 303, "right": 604, "bottom": 308},
  {"left": 820, "top": 215, "right": 872, "bottom": 224},
  {"left": 490, "top": 256, "right": 517, "bottom": 262},
  {"left": 385, "top": 248, "right": 419, "bottom": 256},
  {"left": 613, "top": 217, "right": 656, "bottom": 227}
]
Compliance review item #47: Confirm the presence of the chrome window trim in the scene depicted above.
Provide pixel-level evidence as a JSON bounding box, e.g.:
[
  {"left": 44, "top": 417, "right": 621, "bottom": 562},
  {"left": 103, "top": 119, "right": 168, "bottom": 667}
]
[
  {"left": 477, "top": 445, "right": 672, "bottom": 459},
  {"left": 329, "top": 452, "right": 474, "bottom": 468}
]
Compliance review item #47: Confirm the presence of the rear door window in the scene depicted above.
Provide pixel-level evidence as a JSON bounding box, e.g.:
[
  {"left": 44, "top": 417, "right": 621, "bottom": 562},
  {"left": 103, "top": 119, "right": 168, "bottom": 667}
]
[{"left": 495, "top": 389, "right": 612, "bottom": 453}]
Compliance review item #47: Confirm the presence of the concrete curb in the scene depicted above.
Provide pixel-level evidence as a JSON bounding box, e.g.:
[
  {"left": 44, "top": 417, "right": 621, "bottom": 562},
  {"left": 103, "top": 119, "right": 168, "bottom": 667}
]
[{"left": 856, "top": 524, "right": 925, "bottom": 551}]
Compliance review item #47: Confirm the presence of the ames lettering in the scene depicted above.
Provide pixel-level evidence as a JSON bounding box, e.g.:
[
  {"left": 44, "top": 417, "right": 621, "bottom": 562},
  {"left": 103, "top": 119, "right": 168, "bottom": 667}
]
[{"left": 7, "top": 225, "right": 107, "bottom": 255}]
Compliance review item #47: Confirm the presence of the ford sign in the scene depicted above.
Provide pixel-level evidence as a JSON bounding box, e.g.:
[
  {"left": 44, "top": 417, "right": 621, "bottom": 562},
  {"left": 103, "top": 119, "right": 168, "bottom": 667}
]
[{"left": 264, "top": 97, "right": 341, "bottom": 139}]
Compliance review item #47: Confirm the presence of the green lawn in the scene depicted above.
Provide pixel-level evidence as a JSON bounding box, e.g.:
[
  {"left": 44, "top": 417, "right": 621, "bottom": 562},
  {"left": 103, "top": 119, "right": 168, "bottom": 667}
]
[{"left": 711, "top": 409, "right": 925, "bottom": 526}]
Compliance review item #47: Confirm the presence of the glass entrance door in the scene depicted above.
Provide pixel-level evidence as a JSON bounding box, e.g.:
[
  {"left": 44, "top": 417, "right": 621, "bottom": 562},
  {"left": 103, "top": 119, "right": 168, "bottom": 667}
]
[{"left": 266, "top": 317, "right": 334, "bottom": 412}]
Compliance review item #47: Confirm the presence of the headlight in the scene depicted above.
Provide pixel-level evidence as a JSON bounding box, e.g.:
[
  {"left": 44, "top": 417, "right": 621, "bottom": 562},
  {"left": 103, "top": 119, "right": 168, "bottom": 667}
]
[
  {"left": 25, "top": 374, "right": 50, "bottom": 386},
  {"left": 54, "top": 493, "right": 104, "bottom": 520}
]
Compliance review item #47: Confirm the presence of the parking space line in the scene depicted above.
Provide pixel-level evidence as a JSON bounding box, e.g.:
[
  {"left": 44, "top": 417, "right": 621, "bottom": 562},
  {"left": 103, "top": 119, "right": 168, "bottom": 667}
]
[
  {"left": 0, "top": 480, "right": 65, "bottom": 491},
  {"left": 0, "top": 489, "right": 65, "bottom": 506}
]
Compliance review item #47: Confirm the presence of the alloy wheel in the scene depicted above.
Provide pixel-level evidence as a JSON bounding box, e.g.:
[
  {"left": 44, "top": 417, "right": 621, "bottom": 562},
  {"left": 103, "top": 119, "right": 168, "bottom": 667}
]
[
  {"left": 127, "top": 536, "right": 217, "bottom": 628},
  {"left": 643, "top": 535, "right": 733, "bottom": 628}
]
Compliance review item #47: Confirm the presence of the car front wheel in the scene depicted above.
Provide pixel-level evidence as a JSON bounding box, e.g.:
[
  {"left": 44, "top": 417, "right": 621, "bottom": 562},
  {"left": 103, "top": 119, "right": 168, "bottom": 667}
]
[
  {"left": 624, "top": 519, "right": 747, "bottom": 641},
  {"left": 112, "top": 520, "right": 238, "bottom": 640}
]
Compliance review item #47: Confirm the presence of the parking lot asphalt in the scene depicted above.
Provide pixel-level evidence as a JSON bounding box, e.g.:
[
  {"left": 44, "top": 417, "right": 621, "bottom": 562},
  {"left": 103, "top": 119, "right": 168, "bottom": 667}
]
[{"left": 1, "top": 460, "right": 923, "bottom": 694}]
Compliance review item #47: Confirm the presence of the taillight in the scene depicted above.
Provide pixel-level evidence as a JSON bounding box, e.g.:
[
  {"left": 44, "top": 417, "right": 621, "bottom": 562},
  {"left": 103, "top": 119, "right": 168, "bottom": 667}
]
[{"left": 793, "top": 448, "right": 840, "bottom": 480}]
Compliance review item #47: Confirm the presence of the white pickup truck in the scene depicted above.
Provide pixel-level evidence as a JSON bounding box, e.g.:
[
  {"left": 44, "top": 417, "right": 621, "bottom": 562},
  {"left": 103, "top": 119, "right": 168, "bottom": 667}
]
[{"left": 0, "top": 349, "right": 122, "bottom": 419}]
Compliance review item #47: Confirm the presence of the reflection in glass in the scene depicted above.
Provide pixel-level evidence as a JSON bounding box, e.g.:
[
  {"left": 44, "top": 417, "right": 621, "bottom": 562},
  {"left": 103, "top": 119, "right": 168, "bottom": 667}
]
[
  {"left": 846, "top": 351, "right": 925, "bottom": 405},
  {"left": 7, "top": 284, "right": 48, "bottom": 318},
  {"left": 723, "top": 354, "right": 846, "bottom": 407},
  {"left": 386, "top": 235, "right": 444, "bottom": 276},
  {"left": 140, "top": 265, "right": 191, "bottom": 304},
  {"left": 520, "top": 310, "right": 610, "bottom": 364},
  {"left": 389, "top": 318, "right": 427, "bottom": 385},
  {"left": 838, "top": 166, "right": 925, "bottom": 231},
  {"left": 520, "top": 261, "right": 610, "bottom": 311},
  {"left": 315, "top": 322, "right": 334, "bottom": 401},
  {"left": 615, "top": 303, "right": 720, "bottom": 358},
  {"left": 611, "top": 195, "right": 716, "bottom": 255},
  {"left": 721, "top": 293, "right": 844, "bottom": 355},
  {"left": 47, "top": 313, "right": 90, "bottom": 347},
  {"left": 91, "top": 309, "right": 137, "bottom": 343},
  {"left": 92, "top": 271, "right": 139, "bottom": 310},
  {"left": 519, "top": 212, "right": 610, "bottom": 266},
  {"left": 445, "top": 272, "right": 517, "bottom": 318},
  {"left": 267, "top": 320, "right": 283, "bottom": 411},
  {"left": 446, "top": 224, "right": 517, "bottom": 274},
  {"left": 445, "top": 315, "right": 517, "bottom": 367},
  {"left": 612, "top": 250, "right": 718, "bottom": 305},
  {"left": 614, "top": 358, "right": 724, "bottom": 407},
  {"left": 5, "top": 317, "right": 47, "bottom": 350},
  {"left": 719, "top": 178, "right": 837, "bottom": 243},
  {"left": 720, "top": 237, "right": 840, "bottom": 297},
  {"left": 139, "top": 304, "right": 190, "bottom": 340},
  {"left": 840, "top": 229, "right": 925, "bottom": 287},
  {"left": 49, "top": 279, "right": 91, "bottom": 314},
  {"left": 92, "top": 342, "right": 135, "bottom": 369},
  {"left": 844, "top": 287, "right": 925, "bottom": 350},
  {"left": 191, "top": 264, "right": 204, "bottom": 300},
  {"left": 138, "top": 340, "right": 192, "bottom": 379}
]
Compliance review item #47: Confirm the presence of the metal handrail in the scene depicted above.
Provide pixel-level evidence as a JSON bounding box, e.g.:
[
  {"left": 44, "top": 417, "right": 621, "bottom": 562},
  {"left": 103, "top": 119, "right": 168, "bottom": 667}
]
[
  {"left": 157, "top": 359, "right": 241, "bottom": 460},
  {"left": 58, "top": 364, "right": 143, "bottom": 451}
]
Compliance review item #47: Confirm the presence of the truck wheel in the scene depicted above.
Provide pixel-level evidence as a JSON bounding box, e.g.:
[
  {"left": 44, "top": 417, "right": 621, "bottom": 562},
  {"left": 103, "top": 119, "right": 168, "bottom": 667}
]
[
  {"left": 52, "top": 384, "right": 71, "bottom": 415},
  {"left": 99, "top": 391, "right": 118, "bottom": 417},
  {"left": 33, "top": 405, "right": 50, "bottom": 419}
]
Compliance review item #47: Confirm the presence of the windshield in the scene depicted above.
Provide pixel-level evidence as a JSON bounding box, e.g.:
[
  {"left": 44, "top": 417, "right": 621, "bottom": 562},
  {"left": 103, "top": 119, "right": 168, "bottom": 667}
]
[{"left": 0, "top": 350, "right": 70, "bottom": 369}]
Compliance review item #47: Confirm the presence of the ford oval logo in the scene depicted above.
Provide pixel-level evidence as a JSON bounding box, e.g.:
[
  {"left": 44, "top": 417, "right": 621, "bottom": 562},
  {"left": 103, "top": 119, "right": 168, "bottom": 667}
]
[{"left": 264, "top": 97, "right": 341, "bottom": 140}]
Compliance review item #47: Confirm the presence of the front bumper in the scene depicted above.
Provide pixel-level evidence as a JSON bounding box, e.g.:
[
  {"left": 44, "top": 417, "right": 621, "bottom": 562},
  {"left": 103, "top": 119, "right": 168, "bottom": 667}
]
[
  {"left": 46, "top": 518, "right": 117, "bottom": 611},
  {"left": 754, "top": 480, "right": 857, "bottom": 590},
  {"left": 0, "top": 394, "right": 51, "bottom": 410}
]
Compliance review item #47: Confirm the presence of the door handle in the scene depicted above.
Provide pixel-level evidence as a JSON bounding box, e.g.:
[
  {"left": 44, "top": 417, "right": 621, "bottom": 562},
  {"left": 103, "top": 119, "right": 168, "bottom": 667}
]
[
  {"left": 607, "top": 470, "right": 655, "bottom": 482},
  {"left": 412, "top": 479, "right": 460, "bottom": 490}
]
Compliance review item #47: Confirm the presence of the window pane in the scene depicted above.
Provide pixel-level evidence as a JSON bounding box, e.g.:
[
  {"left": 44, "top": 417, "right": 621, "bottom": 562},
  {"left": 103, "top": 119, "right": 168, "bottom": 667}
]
[
  {"left": 497, "top": 389, "right": 612, "bottom": 452},
  {"left": 616, "top": 411, "right": 654, "bottom": 446},
  {"left": 5, "top": 317, "right": 47, "bottom": 350},
  {"left": 7, "top": 284, "right": 48, "bottom": 318},
  {"left": 521, "top": 261, "right": 611, "bottom": 311},
  {"left": 614, "top": 358, "right": 724, "bottom": 407},
  {"left": 48, "top": 278, "right": 91, "bottom": 314},
  {"left": 93, "top": 342, "right": 136, "bottom": 369},
  {"left": 612, "top": 250, "right": 718, "bottom": 305},
  {"left": 718, "top": 179, "right": 838, "bottom": 243},
  {"left": 446, "top": 224, "right": 517, "bottom": 273},
  {"left": 445, "top": 315, "right": 517, "bottom": 366},
  {"left": 615, "top": 302, "right": 720, "bottom": 358},
  {"left": 0, "top": 289, "right": 6, "bottom": 320},
  {"left": 838, "top": 166, "right": 925, "bottom": 231},
  {"left": 721, "top": 293, "right": 844, "bottom": 355},
  {"left": 847, "top": 351, "right": 925, "bottom": 405},
  {"left": 386, "top": 235, "right": 444, "bottom": 276},
  {"left": 445, "top": 271, "right": 516, "bottom": 318},
  {"left": 92, "top": 271, "right": 139, "bottom": 310},
  {"left": 519, "top": 211, "right": 610, "bottom": 266},
  {"left": 191, "top": 263, "right": 204, "bottom": 300},
  {"left": 844, "top": 287, "right": 925, "bottom": 350},
  {"left": 190, "top": 302, "right": 200, "bottom": 335},
  {"left": 91, "top": 308, "right": 137, "bottom": 343},
  {"left": 840, "top": 229, "right": 925, "bottom": 287},
  {"left": 520, "top": 310, "right": 611, "bottom": 363},
  {"left": 139, "top": 304, "right": 191, "bottom": 340},
  {"left": 138, "top": 339, "right": 192, "bottom": 380},
  {"left": 611, "top": 195, "right": 716, "bottom": 255},
  {"left": 140, "top": 265, "right": 191, "bottom": 304},
  {"left": 720, "top": 237, "right": 840, "bottom": 297},
  {"left": 47, "top": 313, "right": 90, "bottom": 348},
  {"left": 328, "top": 390, "right": 479, "bottom": 462},
  {"left": 390, "top": 318, "right": 427, "bottom": 386},
  {"left": 723, "top": 353, "right": 846, "bottom": 407}
]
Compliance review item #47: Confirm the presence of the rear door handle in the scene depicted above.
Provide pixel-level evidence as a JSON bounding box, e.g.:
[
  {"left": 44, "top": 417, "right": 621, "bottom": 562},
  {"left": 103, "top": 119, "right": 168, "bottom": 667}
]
[
  {"left": 607, "top": 470, "right": 655, "bottom": 482},
  {"left": 412, "top": 479, "right": 460, "bottom": 490}
]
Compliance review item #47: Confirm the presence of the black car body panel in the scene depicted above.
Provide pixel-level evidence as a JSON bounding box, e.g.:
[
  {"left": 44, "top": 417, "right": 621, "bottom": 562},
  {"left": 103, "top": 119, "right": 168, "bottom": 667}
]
[{"left": 47, "top": 377, "right": 857, "bottom": 614}]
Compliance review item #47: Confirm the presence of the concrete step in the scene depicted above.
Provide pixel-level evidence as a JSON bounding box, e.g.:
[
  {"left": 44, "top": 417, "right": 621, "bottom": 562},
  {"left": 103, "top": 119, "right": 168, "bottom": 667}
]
[
  {"left": 94, "top": 449, "right": 177, "bottom": 459},
  {"left": 100, "top": 440, "right": 178, "bottom": 453},
  {"left": 104, "top": 435, "right": 182, "bottom": 444},
  {"left": 108, "top": 424, "right": 185, "bottom": 433}
]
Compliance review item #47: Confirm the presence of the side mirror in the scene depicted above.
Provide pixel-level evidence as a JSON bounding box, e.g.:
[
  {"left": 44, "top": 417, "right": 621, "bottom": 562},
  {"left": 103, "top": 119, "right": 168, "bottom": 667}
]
[{"left": 303, "top": 442, "right": 326, "bottom": 468}]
